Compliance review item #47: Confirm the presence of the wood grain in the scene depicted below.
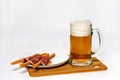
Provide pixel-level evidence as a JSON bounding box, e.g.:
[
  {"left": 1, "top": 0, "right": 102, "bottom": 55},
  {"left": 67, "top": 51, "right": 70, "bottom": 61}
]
[{"left": 27, "top": 57, "right": 107, "bottom": 77}]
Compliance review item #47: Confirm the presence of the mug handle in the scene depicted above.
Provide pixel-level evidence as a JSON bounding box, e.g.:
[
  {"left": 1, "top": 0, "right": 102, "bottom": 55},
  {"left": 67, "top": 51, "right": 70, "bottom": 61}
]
[{"left": 91, "top": 28, "right": 103, "bottom": 57}]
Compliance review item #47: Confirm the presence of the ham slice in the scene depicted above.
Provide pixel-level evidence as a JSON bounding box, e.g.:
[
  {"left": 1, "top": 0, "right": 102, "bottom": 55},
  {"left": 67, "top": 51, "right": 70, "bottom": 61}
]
[
  {"left": 23, "top": 54, "right": 42, "bottom": 64},
  {"left": 39, "top": 55, "right": 50, "bottom": 66},
  {"left": 23, "top": 53, "right": 50, "bottom": 65}
]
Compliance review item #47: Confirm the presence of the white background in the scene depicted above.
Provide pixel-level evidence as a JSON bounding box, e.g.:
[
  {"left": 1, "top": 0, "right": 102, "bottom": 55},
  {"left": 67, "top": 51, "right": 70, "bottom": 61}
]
[{"left": 0, "top": 0, "right": 120, "bottom": 80}]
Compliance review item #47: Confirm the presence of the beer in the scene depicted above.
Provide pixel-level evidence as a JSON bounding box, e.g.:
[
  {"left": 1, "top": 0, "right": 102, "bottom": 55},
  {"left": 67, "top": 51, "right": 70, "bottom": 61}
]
[
  {"left": 70, "top": 19, "right": 102, "bottom": 66},
  {"left": 70, "top": 35, "right": 91, "bottom": 62},
  {"left": 70, "top": 20, "right": 92, "bottom": 66}
]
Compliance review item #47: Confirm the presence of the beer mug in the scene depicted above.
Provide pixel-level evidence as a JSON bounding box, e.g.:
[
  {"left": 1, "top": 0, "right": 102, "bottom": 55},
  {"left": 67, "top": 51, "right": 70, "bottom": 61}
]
[{"left": 70, "top": 20, "right": 103, "bottom": 66}]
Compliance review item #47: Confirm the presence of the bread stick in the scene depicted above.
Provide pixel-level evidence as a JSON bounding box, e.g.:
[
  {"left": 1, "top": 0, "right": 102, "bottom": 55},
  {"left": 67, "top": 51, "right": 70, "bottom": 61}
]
[
  {"left": 32, "top": 61, "right": 41, "bottom": 68},
  {"left": 33, "top": 53, "right": 55, "bottom": 68},
  {"left": 47, "top": 61, "right": 52, "bottom": 65},
  {"left": 49, "top": 53, "right": 55, "bottom": 59},
  {"left": 11, "top": 59, "right": 24, "bottom": 65},
  {"left": 41, "top": 53, "right": 49, "bottom": 57},
  {"left": 20, "top": 61, "right": 31, "bottom": 68}
]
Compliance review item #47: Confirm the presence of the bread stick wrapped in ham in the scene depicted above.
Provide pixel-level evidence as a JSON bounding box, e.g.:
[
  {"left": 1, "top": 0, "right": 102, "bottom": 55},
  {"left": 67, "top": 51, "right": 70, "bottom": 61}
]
[
  {"left": 20, "top": 53, "right": 46, "bottom": 68},
  {"left": 11, "top": 53, "right": 55, "bottom": 68},
  {"left": 11, "top": 54, "right": 42, "bottom": 65},
  {"left": 33, "top": 53, "right": 55, "bottom": 68}
]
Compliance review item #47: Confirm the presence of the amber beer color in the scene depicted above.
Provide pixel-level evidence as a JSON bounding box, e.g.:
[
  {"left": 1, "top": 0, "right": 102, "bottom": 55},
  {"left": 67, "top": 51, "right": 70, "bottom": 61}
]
[{"left": 70, "top": 35, "right": 91, "bottom": 62}]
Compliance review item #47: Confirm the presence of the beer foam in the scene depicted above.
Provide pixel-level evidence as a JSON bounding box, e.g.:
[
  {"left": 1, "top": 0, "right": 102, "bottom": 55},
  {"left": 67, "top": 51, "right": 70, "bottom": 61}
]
[{"left": 70, "top": 20, "right": 92, "bottom": 36}]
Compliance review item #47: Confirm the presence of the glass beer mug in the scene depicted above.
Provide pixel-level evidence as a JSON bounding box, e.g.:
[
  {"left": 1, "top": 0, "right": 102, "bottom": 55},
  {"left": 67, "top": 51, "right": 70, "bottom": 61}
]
[{"left": 70, "top": 20, "right": 103, "bottom": 66}]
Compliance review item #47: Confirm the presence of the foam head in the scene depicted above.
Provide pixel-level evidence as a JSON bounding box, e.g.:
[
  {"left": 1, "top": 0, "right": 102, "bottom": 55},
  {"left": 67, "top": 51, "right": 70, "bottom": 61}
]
[{"left": 70, "top": 20, "right": 92, "bottom": 36}]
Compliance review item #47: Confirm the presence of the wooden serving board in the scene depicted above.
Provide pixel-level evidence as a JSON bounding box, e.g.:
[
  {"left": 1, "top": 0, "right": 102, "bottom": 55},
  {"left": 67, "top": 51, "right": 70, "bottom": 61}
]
[{"left": 27, "top": 57, "right": 107, "bottom": 77}]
